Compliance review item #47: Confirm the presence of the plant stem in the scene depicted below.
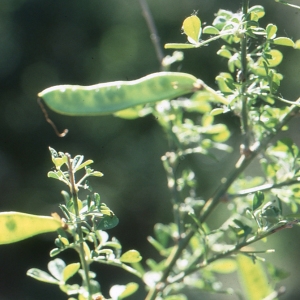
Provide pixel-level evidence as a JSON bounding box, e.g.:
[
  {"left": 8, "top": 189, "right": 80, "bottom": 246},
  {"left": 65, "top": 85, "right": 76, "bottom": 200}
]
[
  {"left": 139, "top": 0, "right": 164, "bottom": 66},
  {"left": 229, "top": 178, "right": 300, "bottom": 198},
  {"left": 240, "top": 0, "right": 250, "bottom": 150},
  {"left": 161, "top": 153, "right": 183, "bottom": 235},
  {"left": 67, "top": 154, "right": 92, "bottom": 300}
]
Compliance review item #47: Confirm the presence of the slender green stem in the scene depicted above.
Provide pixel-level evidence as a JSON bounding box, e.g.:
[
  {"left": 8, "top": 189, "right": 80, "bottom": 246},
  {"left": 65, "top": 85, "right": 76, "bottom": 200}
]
[
  {"left": 275, "top": 0, "right": 300, "bottom": 10},
  {"left": 161, "top": 152, "right": 183, "bottom": 235},
  {"left": 229, "top": 178, "right": 300, "bottom": 198},
  {"left": 67, "top": 154, "right": 92, "bottom": 300},
  {"left": 240, "top": 0, "right": 250, "bottom": 150}
]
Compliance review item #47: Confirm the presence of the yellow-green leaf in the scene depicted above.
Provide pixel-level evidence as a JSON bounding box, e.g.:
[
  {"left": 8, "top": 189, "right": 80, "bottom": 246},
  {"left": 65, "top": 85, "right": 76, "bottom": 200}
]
[
  {"left": 273, "top": 37, "right": 295, "bottom": 47},
  {"left": 165, "top": 43, "right": 197, "bottom": 49},
  {"left": 62, "top": 263, "right": 80, "bottom": 282},
  {"left": 110, "top": 282, "right": 139, "bottom": 299},
  {"left": 203, "top": 26, "right": 219, "bottom": 35},
  {"left": 0, "top": 212, "right": 62, "bottom": 244},
  {"left": 182, "top": 15, "right": 201, "bottom": 44},
  {"left": 208, "top": 259, "right": 237, "bottom": 274},
  {"left": 120, "top": 250, "right": 142, "bottom": 263},
  {"left": 266, "top": 24, "right": 277, "bottom": 40},
  {"left": 294, "top": 39, "right": 300, "bottom": 49},
  {"left": 237, "top": 254, "right": 273, "bottom": 300}
]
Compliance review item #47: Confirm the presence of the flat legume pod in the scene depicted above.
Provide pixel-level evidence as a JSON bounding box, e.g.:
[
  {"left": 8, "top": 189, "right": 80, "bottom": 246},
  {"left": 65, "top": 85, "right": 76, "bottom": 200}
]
[
  {"left": 0, "top": 212, "right": 62, "bottom": 244},
  {"left": 38, "top": 72, "right": 199, "bottom": 116}
]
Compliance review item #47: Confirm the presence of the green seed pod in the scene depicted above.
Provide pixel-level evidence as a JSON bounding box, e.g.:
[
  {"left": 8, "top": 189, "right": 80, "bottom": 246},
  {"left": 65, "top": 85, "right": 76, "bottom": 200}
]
[
  {"left": 0, "top": 212, "right": 62, "bottom": 244},
  {"left": 38, "top": 72, "right": 199, "bottom": 116}
]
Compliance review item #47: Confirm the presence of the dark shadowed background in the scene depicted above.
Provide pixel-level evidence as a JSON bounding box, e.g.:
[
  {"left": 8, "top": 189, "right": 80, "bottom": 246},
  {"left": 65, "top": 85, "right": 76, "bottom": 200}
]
[{"left": 1, "top": 0, "right": 300, "bottom": 299}]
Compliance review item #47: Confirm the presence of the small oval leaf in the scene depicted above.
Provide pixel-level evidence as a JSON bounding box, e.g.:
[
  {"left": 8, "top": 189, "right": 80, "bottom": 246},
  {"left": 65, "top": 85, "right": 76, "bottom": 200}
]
[
  {"left": 182, "top": 15, "right": 202, "bottom": 44},
  {"left": 62, "top": 263, "right": 80, "bottom": 282},
  {"left": 120, "top": 250, "right": 142, "bottom": 263},
  {"left": 273, "top": 37, "right": 295, "bottom": 47},
  {"left": 203, "top": 26, "right": 219, "bottom": 35},
  {"left": 27, "top": 268, "right": 59, "bottom": 285},
  {"left": 266, "top": 24, "right": 277, "bottom": 40}
]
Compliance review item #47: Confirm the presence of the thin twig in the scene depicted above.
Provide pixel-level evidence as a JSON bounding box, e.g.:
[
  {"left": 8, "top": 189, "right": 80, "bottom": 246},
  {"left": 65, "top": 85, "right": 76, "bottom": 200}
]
[
  {"left": 37, "top": 97, "right": 68, "bottom": 137},
  {"left": 139, "top": 0, "right": 164, "bottom": 65},
  {"left": 229, "top": 178, "right": 300, "bottom": 198},
  {"left": 66, "top": 154, "right": 92, "bottom": 300},
  {"left": 240, "top": 0, "right": 250, "bottom": 151}
]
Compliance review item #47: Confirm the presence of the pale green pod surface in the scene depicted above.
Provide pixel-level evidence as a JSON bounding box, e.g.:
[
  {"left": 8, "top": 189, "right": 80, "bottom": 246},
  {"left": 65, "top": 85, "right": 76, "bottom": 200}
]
[
  {"left": 0, "top": 212, "right": 62, "bottom": 244},
  {"left": 38, "top": 72, "right": 198, "bottom": 116}
]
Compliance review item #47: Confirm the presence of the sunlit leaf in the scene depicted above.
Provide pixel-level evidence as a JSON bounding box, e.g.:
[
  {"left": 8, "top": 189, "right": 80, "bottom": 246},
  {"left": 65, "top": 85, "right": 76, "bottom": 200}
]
[
  {"left": 62, "top": 263, "right": 80, "bottom": 282},
  {"left": 27, "top": 268, "right": 59, "bottom": 284},
  {"left": 266, "top": 24, "right": 277, "bottom": 39},
  {"left": 237, "top": 254, "right": 273, "bottom": 300},
  {"left": 273, "top": 37, "right": 295, "bottom": 47},
  {"left": 203, "top": 26, "right": 219, "bottom": 35},
  {"left": 182, "top": 15, "right": 202, "bottom": 44},
  {"left": 165, "top": 43, "right": 197, "bottom": 49},
  {"left": 253, "top": 191, "right": 264, "bottom": 211},
  {"left": 120, "top": 250, "right": 142, "bottom": 263},
  {"left": 208, "top": 259, "right": 237, "bottom": 274}
]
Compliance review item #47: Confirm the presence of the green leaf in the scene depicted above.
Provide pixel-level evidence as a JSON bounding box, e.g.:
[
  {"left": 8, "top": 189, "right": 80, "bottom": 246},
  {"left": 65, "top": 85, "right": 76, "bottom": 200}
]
[
  {"left": 266, "top": 24, "right": 277, "bottom": 39},
  {"left": 119, "top": 282, "right": 139, "bottom": 299},
  {"left": 165, "top": 43, "right": 197, "bottom": 49},
  {"left": 217, "top": 48, "right": 232, "bottom": 58},
  {"left": 103, "top": 241, "right": 122, "bottom": 249},
  {"left": 90, "top": 171, "right": 104, "bottom": 177},
  {"left": 165, "top": 295, "right": 188, "bottom": 300},
  {"left": 203, "top": 26, "right": 219, "bottom": 35},
  {"left": 94, "top": 214, "right": 119, "bottom": 230},
  {"left": 182, "top": 15, "right": 201, "bottom": 44},
  {"left": 47, "top": 171, "right": 60, "bottom": 179},
  {"left": 253, "top": 191, "right": 264, "bottom": 211},
  {"left": 208, "top": 259, "right": 237, "bottom": 274},
  {"left": 273, "top": 37, "right": 295, "bottom": 47},
  {"left": 62, "top": 263, "right": 80, "bottom": 282},
  {"left": 210, "top": 108, "right": 224, "bottom": 116},
  {"left": 74, "top": 159, "right": 94, "bottom": 172},
  {"left": 72, "top": 155, "right": 84, "bottom": 171},
  {"left": 147, "top": 236, "right": 166, "bottom": 253},
  {"left": 109, "top": 282, "right": 139, "bottom": 299},
  {"left": 50, "top": 248, "right": 62, "bottom": 257},
  {"left": 120, "top": 250, "right": 142, "bottom": 263},
  {"left": 48, "top": 258, "right": 66, "bottom": 281},
  {"left": 154, "top": 223, "right": 171, "bottom": 247},
  {"left": 27, "top": 268, "right": 59, "bottom": 284},
  {"left": 294, "top": 39, "right": 300, "bottom": 49},
  {"left": 215, "top": 73, "right": 235, "bottom": 93},
  {"left": 237, "top": 254, "right": 274, "bottom": 300},
  {"left": 248, "top": 5, "right": 265, "bottom": 19},
  {"left": 0, "top": 212, "right": 62, "bottom": 244},
  {"left": 266, "top": 49, "right": 283, "bottom": 67}
]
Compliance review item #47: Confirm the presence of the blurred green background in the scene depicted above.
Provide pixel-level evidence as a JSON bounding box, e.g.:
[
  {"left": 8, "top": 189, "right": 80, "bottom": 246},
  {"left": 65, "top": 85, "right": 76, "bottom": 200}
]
[{"left": 0, "top": 0, "right": 300, "bottom": 299}]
